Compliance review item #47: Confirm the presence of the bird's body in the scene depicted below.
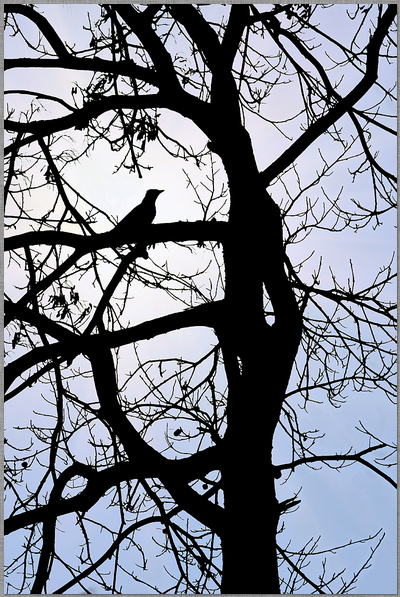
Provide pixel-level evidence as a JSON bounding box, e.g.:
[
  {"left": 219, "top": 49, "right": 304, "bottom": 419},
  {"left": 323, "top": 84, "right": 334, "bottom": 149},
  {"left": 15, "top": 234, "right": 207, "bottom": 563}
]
[{"left": 114, "top": 189, "right": 163, "bottom": 235}]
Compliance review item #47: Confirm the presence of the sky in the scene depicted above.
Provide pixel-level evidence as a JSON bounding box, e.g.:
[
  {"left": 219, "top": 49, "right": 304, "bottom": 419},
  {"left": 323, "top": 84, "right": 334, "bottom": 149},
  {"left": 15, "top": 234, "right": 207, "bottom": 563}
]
[{"left": 4, "top": 3, "right": 397, "bottom": 595}]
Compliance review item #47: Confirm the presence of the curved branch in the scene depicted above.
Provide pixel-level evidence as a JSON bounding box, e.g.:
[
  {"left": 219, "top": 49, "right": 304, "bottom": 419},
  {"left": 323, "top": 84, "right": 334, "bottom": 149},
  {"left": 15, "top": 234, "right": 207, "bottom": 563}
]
[
  {"left": 5, "top": 89, "right": 75, "bottom": 112},
  {"left": 31, "top": 461, "right": 95, "bottom": 593},
  {"left": 6, "top": 446, "right": 220, "bottom": 537},
  {"left": 5, "top": 4, "right": 69, "bottom": 58},
  {"left": 89, "top": 344, "right": 224, "bottom": 535}
]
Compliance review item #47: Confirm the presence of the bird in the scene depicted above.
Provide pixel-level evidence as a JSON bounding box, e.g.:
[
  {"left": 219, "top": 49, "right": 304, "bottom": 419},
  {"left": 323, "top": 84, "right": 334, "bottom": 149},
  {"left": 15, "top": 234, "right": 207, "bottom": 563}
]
[{"left": 113, "top": 189, "right": 164, "bottom": 236}]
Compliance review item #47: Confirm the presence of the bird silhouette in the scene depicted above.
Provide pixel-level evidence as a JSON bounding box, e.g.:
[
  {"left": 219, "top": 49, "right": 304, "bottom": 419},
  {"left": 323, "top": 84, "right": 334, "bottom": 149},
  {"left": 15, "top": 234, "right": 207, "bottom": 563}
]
[{"left": 114, "top": 189, "right": 164, "bottom": 236}]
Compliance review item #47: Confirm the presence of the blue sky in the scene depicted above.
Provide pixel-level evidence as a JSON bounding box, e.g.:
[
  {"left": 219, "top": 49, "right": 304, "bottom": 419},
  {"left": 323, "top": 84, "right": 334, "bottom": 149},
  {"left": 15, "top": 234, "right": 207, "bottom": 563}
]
[{"left": 4, "top": 4, "right": 397, "bottom": 594}]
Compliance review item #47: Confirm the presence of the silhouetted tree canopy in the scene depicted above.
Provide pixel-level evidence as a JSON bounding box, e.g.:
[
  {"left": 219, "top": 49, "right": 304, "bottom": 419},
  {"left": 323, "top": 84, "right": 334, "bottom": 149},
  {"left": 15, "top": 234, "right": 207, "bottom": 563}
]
[{"left": 4, "top": 4, "right": 397, "bottom": 594}]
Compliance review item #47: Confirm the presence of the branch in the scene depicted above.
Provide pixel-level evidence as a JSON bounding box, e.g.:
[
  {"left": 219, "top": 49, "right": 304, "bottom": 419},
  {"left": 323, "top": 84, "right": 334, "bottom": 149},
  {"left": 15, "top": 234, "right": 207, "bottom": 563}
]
[
  {"left": 277, "top": 545, "right": 326, "bottom": 594},
  {"left": 5, "top": 93, "right": 163, "bottom": 155},
  {"left": 54, "top": 477, "right": 221, "bottom": 594},
  {"left": 113, "top": 5, "right": 181, "bottom": 92},
  {"left": 30, "top": 463, "right": 97, "bottom": 592},
  {"left": 250, "top": 6, "right": 335, "bottom": 101},
  {"left": 168, "top": 5, "right": 222, "bottom": 72},
  {"left": 348, "top": 110, "right": 397, "bottom": 183},
  {"left": 5, "top": 221, "right": 228, "bottom": 252},
  {"left": 167, "top": 4, "right": 241, "bottom": 118},
  {"left": 5, "top": 445, "right": 221, "bottom": 537},
  {"left": 5, "top": 89, "right": 75, "bottom": 112},
  {"left": 277, "top": 446, "right": 396, "bottom": 488},
  {"left": 53, "top": 514, "right": 165, "bottom": 593},
  {"left": 37, "top": 136, "right": 95, "bottom": 234},
  {"left": 284, "top": 256, "right": 397, "bottom": 324},
  {"left": 260, "top": 4, "right": 397, "bottom": 185},
  {"left": 4, "top": 6, "right": 158, "bottom": 85},
  {"left": 5, "top": 4, "right": 70, "bottom": 58},
  {"left": 5, "top": 299, "right": 77, "bottom": 343},
  {"left": 5, "top": 300, "right": 223, "bottom": 393},
  {"left": 4, "top": 248, "right": 86, "bottom": 328},
  {"left": 5, "top": 56, "right": 158, "bottom": 86},
  {"left": 221, "top": 5, "right": 250, "bottom": 67},
  {"left": 89, "top": 343, "right": 225, "bottom": 535},
  {"left": 4, "top": 219, "right": 226, "bottom": 331}
]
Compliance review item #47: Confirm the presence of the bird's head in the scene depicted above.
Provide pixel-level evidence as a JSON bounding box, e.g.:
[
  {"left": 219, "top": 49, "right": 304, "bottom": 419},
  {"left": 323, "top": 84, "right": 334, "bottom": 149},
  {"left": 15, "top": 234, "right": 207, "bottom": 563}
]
[{"left": 145, "top": 189, "right": 164, "bottom": 202}]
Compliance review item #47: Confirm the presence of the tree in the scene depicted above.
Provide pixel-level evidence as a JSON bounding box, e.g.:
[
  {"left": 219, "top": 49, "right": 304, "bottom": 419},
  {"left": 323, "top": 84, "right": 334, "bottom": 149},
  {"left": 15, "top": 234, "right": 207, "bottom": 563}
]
[{"left": 4, "top": 4, "right": 397, "bottom": 594}]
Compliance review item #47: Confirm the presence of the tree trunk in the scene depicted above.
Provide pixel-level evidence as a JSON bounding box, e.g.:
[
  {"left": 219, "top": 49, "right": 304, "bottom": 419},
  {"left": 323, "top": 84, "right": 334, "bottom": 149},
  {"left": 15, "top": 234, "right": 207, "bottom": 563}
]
[
  {"left": 212, "top": 123, "right": 301, "bottom": 593},
  {"left": 218, "top": 190, "right": 283, "bottom": 592},
  {"left": 220, "top": 344, "right": 282, "bottom": 594}
]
